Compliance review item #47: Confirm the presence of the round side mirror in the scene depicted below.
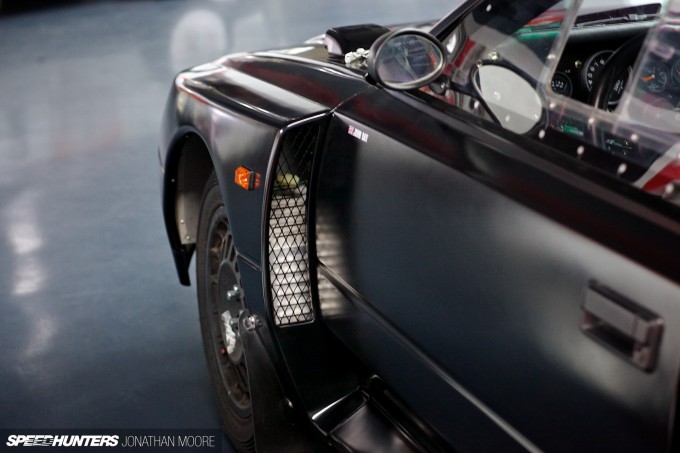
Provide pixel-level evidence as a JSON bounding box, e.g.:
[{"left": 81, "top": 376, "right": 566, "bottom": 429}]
[
  {"left": 473, "top": 64, "right": 544, "bottom": 134},
  {"left": 368, "top": 29, "right": 445, "bottom": 91}
]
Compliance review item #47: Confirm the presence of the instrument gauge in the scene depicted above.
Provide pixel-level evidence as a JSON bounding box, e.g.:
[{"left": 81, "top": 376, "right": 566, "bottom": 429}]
[
  {"left": 550, "top": 72, "right": 573, "bottom": 97},
  {"left": 581, "top": 50, "right": 613, "bottom": 92},
  {"left": 581, "top": 50, "right": 629, "bottom": 107},
  {"left": 671, "top": 59, "right": 680, "bottom": 85},
  {"left": 640, "top": 63, "right": 669, "bottom": 93}
]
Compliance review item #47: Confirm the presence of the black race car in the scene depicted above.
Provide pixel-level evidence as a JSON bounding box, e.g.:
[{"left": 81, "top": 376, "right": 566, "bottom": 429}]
[{"left": 159, "top": 0, "right": 680, "bottom": 451}]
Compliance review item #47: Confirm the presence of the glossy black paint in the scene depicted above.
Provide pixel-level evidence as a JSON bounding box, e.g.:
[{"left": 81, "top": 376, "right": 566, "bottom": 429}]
[
  {"left": 158, "top": 43, "right": 380, "bottom": 449},
  {"left": 160, "top": 48, "right": 369, "bottom": 283},
  {"left": 238, "top": 310, "right": 331, "bottom": 452}
]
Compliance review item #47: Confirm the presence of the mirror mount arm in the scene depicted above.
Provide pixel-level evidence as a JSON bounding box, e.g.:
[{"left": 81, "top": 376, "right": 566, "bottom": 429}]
[
  {"left": 428, "top": 75, "right": 450, "bottom": 96},
  {"left": 364, "top": 71, "right": 379, "bottom": 87}
]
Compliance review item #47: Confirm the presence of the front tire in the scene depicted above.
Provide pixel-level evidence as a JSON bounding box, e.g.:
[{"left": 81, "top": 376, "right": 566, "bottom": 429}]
[{"left": 196, "top": 173, "right": 254, "bottom": 452}]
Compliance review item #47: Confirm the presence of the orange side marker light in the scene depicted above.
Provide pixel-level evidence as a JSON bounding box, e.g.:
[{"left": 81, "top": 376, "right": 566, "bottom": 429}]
[{"left": 235, "top": 166, "right": 261, "bottom": 191}]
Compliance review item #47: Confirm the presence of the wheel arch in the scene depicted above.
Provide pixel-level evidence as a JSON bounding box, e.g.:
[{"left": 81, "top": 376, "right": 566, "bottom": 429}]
[
  {"left": 162, "top": 128, "right": 216, "bottom": 286},
  {"left": 161, "top": 58, "right": 347, "bottom": 287}
]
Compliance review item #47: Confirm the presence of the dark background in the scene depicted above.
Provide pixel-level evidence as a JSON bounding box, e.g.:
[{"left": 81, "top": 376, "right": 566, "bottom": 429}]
[{"left": 0, "top": 0, "right": 451, "bottom": 449}]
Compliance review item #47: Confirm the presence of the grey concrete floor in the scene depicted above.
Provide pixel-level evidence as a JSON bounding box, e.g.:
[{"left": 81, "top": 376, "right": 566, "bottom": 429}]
[{"left": 0, "top": 0, "right": 451, "bottom": 445}]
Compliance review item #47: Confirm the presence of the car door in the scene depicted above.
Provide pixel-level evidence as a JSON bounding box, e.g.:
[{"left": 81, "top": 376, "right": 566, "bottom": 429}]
[{"left": 314, "top": 0, "right": 680, "bottom": 451}]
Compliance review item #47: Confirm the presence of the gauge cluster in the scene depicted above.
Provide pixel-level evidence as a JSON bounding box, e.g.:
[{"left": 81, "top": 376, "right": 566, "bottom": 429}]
[
  {"left": 552, "top": 42, "right": 680, "bottom": 106},
  {"left": 551, "top": 46, "right": 629, "bottom": 105},
  {"left": 548, "top": 32, "right": 680, "bottom": 137},
  {"left": 548, "top": 43, "right": 625, "bottom": 137}
]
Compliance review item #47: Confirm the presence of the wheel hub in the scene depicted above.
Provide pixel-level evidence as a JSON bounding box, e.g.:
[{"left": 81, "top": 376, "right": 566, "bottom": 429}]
[
  {"left": 217, "top": 257, "right": 244, "bottom": 363},
  {"left": 220, "top": 287, "right": 242, "bottom": 362}
]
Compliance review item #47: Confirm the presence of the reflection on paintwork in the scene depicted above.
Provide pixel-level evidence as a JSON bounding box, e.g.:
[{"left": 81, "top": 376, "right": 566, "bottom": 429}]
[
  {"left": 316, "top": 274, "right": 346, "bottom": 319},
  {"left": 277, "top": 46, "right": 317, "bottom": 56},
  {"left": 492, "top": 203, "right": 680, "bottom": 417}
]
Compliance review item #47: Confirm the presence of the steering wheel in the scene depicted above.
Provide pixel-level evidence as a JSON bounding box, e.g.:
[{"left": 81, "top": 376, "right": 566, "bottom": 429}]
[
  {"left": 589, "top": 32, "right": 647, "bottom": 109},
  {"left": 587, "top": 32, "right": 649, "bottom": 160}
]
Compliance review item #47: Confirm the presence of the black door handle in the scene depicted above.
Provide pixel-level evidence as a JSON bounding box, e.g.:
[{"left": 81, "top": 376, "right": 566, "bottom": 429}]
[{"left": 581, "top": 282, "right": 663, "bottom": 372}]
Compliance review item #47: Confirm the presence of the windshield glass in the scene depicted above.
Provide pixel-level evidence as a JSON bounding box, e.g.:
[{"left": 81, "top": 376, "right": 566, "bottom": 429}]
[{"left": 436, "top": 0, "right": 680, "bottom": 205}]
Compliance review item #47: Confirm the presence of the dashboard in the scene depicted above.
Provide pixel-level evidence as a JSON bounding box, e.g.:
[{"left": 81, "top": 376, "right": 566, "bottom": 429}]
[
  {"left": 551, "top": 27, "right": 642, "bottom": 105},
  {"left": 543, "top": 18, "right": 680, "bottom": 187},
  {"left": 554, "top": 46, "right": 680, "bottom": 107},
  {"left": 551, "top": 20, "right": 680, "bottom": 111}
]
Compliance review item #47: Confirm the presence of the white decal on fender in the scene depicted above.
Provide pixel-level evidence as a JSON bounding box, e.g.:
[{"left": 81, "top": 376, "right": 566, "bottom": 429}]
[{"left": 348, "top": 125, "right": 369, "bottom": 143}]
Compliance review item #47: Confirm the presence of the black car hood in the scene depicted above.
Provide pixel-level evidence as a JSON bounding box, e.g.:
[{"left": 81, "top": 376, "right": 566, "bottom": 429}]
[
  {"left": 192, "top": 21, "right": 435, "bottom": 111},
  {"left": 213, "top": 44, "right": 368, "bottom": 109},
  {"left": 221, "top": 19, "right": 436, "bottom": 78}
]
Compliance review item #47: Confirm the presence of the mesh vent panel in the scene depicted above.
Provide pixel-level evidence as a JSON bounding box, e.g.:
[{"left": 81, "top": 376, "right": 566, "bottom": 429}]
[{"left": 268, "top": 124, "right": 319, "bottom": 326}]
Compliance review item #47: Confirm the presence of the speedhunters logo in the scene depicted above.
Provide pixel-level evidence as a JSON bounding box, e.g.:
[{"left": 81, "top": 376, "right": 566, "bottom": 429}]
[
  {"left": 6, "top": 435, "right": 119, "bottom": 447},
  {"left": 2, "top": 430, "right": 221, "bottom": 451}
]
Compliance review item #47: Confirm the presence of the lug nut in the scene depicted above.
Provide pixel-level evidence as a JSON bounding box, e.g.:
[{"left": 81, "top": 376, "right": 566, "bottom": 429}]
[{"left": 226, "top": 285, "right": 242, "bottom": 301}]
